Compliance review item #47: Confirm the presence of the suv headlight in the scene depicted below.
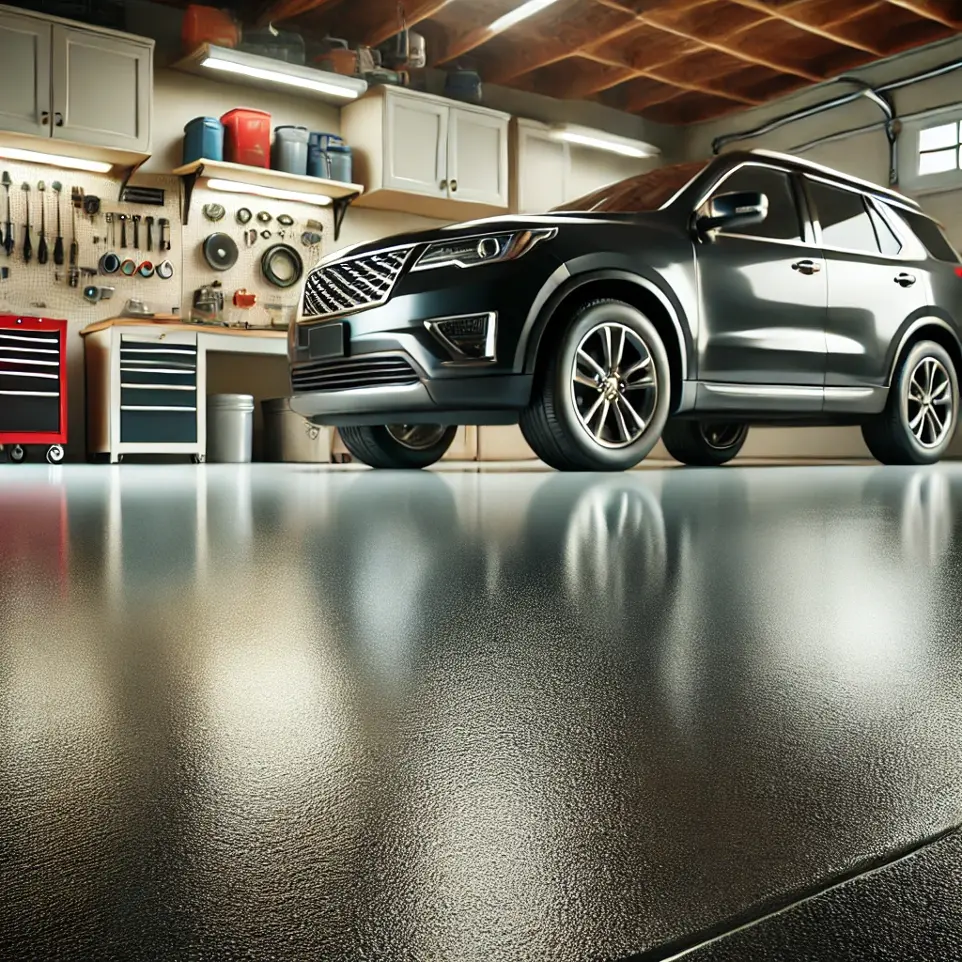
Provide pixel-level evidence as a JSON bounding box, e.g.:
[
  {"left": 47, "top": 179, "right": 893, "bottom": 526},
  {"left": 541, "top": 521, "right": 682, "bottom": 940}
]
[{"left": 411, "top": 228, "right": 555, "bottom": 272}]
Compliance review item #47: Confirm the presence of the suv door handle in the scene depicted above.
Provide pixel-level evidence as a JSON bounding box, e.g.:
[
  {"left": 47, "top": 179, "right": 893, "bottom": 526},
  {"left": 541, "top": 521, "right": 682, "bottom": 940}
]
[
  {"left": 792, "top": 259, "right": 821, "bottom": 275},
  {"left": 895, "top": 272, "right": 917, "bottom": 287}
]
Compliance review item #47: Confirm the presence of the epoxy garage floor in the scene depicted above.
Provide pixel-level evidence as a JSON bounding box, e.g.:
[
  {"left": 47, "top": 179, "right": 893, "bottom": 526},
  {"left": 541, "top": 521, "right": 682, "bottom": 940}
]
[{"left": 2, "top": 462, "right": 962, "bottom": 961}]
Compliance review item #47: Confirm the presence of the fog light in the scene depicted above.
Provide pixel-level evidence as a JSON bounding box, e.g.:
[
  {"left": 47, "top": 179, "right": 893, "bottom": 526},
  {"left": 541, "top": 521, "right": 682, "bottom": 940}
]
[{"left": 425, "top": 312, "right": 497, "bottom": 363}]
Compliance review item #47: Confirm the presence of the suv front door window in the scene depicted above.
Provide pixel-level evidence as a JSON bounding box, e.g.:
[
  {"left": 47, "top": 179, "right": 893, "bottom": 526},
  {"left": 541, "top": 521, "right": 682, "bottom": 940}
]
[{"left": 695, "top": 163, "right": 827, "bottom": 392}]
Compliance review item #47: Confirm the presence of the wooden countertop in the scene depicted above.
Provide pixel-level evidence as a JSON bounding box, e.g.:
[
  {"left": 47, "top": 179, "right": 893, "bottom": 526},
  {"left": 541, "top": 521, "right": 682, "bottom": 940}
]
[{"left": 80, "top": 316, "right": 287, "bottom": 338}]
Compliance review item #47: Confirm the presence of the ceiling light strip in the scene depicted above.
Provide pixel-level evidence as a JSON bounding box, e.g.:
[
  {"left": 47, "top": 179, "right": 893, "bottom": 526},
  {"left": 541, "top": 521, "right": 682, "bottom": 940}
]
[{"left": 0, "top": 146, "right": 112, "bottom": 173}]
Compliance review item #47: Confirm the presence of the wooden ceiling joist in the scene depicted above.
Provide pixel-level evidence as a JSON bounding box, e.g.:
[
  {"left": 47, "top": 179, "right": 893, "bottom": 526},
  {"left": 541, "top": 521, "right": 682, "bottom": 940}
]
[
  {"left": 255, "top": 0, "right": 338, "bottom": 28},
  {"left": 725, "top": 0, "right": 885, "bottom": 55},
  {"left": 882, "top": 0, "right": 962, "bottom": 28},
  {"left": 364, "top": 0, "right": 454, "bottom": 48}
]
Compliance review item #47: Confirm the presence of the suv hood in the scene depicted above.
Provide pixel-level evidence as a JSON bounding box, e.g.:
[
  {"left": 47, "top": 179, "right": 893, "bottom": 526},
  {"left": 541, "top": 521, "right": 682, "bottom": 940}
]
[{"left": 315, "top": 211, "right": 650, "bottom": 266}]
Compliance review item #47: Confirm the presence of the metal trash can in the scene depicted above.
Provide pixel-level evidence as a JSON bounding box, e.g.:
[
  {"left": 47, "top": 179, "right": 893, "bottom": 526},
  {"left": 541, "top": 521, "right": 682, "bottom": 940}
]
[
  {"left": 207, "top": 394, "right": 254, "bottom": 463},
  {"left": 262, "top": 397, "right": 331, "bottom": 462}
]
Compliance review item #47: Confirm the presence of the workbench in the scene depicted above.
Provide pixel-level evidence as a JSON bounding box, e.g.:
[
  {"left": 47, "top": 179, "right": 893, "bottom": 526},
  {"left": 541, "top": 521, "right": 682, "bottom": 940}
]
[{"left": 81, "top": 317, "right": 287, "bottom": 463}]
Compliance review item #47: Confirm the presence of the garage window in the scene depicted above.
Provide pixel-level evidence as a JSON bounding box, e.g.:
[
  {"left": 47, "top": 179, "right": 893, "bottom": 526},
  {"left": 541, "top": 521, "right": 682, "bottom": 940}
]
[{"left": 918, "top": 121, "right": 962, "bottom": 176}]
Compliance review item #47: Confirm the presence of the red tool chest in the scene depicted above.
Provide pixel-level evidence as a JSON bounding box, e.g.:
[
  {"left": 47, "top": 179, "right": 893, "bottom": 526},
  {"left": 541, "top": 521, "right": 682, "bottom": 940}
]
[{"left": 0, "top": 315, "right": 68, "bottom": 464}]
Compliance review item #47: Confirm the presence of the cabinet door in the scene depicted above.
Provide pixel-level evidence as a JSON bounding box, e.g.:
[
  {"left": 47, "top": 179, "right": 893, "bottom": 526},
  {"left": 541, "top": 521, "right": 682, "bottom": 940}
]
[
  {"left": 384, "top": 92, "right": 448, "bottom": 197},
  {"left": 0, "top": 11, "right": 51, "bottom": 138},
  {"left": 516, "top": 126, "right": 568, "bottom": 213},
  {"left": 51, "top": 25, "right": 151, "bottom": 151},
  {"left": 448, "top": 108, "right": 509, "bottom": 208}
]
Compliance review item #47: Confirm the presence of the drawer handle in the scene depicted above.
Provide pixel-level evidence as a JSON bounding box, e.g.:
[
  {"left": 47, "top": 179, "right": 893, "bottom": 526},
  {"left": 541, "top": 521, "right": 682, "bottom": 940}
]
[{"left": 121, "top": 405, "right": 198, "bottom": 413}]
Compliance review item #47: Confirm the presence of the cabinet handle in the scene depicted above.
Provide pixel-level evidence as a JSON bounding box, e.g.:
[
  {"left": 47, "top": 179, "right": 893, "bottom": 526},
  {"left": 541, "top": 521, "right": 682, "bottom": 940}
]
[
  {"left": 440, "top": 179, "right": 447, "bottom": 191},
  {"left": 41, "top": 111, "right": 50, "bottom": 125},
  {"left": 54, "top": 112, "right": 64, "bottom": 127},
  {"left": 450, "top": 179, "right": 458, "bottom": 192}
]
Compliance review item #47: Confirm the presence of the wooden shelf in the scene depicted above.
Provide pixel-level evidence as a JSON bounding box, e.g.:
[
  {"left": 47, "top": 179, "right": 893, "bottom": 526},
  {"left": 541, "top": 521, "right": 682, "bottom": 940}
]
[
  {"left": 0, "top": 130, "right": 150, "bottom": 199},
  {"left": 173, "top": 44, "right": 368, "bottom": 105},
  {"left": 352, "top": 187, "right": 507, "bottom": 221},
  {"left": 171, "top": 159, "right": 364, "bottom": 240}
]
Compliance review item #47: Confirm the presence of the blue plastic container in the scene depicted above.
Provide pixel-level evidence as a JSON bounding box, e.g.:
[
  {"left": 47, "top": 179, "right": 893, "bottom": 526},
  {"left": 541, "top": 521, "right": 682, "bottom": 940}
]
[
  {"left": 326, "top": 144, "right": 353, "bottom": 183},
  {"left": 183, "top": 116, "right": 224, "bottom": 165},
  {"left": 307, "top": 131, "right": 344, "bottom": 177}
]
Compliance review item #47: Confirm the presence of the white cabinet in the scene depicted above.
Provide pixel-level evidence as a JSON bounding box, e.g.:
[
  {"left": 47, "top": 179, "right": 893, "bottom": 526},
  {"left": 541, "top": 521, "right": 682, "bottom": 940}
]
[
  {"left": 0, "top": 5, "right": 153, "bottom": 152},
  {"left": 343, "top": 86, "right": 509, "bottom": 219},
  {"left": 0, "top": 9, "right": 51, "bottom": 138},
  {"left": 510, "top": 118, "right": 570, "bottom": 213}
]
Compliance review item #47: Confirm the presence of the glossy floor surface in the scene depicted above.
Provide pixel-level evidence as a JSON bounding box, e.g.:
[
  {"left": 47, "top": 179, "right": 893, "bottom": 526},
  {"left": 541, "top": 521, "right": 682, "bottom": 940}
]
[{"left": 1, "top": 462, "right": 961, "bottom": 961}]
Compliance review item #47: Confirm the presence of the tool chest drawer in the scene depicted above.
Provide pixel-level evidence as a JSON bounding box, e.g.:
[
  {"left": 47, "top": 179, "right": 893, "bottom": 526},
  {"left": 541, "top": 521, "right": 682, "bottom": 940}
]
[
  {"left": 120, "top": 408, "right": 197, "bottom": 444},
  {"left": 119, "top": 386, "right": 197, "bottom": 408}
]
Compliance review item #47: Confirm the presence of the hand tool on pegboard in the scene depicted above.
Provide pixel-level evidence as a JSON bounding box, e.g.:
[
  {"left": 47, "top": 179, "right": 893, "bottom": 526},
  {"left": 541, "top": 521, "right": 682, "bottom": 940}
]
[
  {"left": 52, "top": 182, "right": 64, "bottom": 266},
  {"left": 145, "top": 215, "right": 154, "bottom": 252},
  {"left": 37, "top": 181, "right": 48, "bottom": 265},
  {"left": 21, "top": 183, "right": 31, "bottom": 263},
  {"left": 132, "top": 214, "right": 141, "bottom": 249},
  {"left": 118, "top": 214, "right": 127, "bottom": 249},
  {"left": 1, "top": 172, "right": 11, "bottom": 256},
  {"left": 70, "top": 186, "right": 81, "bottom": 267}
]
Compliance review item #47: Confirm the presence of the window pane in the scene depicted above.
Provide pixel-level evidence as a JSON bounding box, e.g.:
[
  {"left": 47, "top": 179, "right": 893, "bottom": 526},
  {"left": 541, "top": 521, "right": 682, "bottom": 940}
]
[
  {"left": 919, "top": 122, "right": 959, "bottom": 152},
  {"left": 711, "top": 165, "right": 801, "bottom": 242},
  {"left": 867, "top": 204, "right": 902, "bottom": 256},
  {"left": 808, "top": 179, "right": 880, "bottom": 254},
  {"left": 885, "top": 204, "right": 962, "bottom": 263},
  {"left": 919, "top": 148, "right": 958, "bottom": 175}
]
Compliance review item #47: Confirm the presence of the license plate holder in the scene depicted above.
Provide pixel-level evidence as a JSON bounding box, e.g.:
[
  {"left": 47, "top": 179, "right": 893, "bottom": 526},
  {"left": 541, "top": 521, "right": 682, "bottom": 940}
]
[{"left": 308, "top": 322, "right": 347, "bottom": 360}]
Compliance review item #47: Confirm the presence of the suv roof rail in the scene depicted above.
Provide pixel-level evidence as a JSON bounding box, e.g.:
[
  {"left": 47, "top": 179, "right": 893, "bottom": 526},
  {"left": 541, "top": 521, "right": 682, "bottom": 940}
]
[{"left": 747, "top": 148, "right": 922, "bottom": 210}]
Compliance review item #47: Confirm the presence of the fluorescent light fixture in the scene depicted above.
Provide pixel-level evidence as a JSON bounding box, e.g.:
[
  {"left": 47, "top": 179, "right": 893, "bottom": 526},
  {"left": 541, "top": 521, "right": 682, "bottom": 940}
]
[
  {"left": 0, "top": 146, "right": 112, "bottom": 173},
  {"left": 551, "top": 125, "right": 660, "bottom": 159},
  {"left": 207, "top": 178, "right": 332, "bottom": 206},
  {"left": 201, "top": 55, "right": 360, "bottom": 100},
  {"left": 489, "top": 0, "right": 562, "bottom": 33}
]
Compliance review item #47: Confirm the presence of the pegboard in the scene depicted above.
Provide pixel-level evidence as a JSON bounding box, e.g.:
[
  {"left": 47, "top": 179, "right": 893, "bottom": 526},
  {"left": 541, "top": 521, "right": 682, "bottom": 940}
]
[{"left": 180, "top": 182, "right": 333, "bottom": 328}]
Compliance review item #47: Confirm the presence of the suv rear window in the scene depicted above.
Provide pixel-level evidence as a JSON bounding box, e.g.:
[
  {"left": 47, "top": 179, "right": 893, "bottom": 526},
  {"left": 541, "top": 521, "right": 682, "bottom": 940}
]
[{"left": 881, "top": 203, "right": 960, "bottom": 263}]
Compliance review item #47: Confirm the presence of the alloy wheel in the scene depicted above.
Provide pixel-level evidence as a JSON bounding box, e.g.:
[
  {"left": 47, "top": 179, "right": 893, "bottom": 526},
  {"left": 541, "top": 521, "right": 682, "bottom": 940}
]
[
  {"left": 699, "top": 422, "right": 746, "bottom": 450},
  {"left": 386, "top": 424, "right": 448, "bottom": 451},
  {"left": 906, "top": 356, "right": 953, "bottom": 449},
  {"left": 570, "top": 321, "right": 658, "bottom": 449}
]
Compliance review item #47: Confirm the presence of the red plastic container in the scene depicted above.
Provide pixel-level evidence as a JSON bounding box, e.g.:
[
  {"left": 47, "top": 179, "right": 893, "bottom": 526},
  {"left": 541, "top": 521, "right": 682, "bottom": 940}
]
[
  {"left": 182, "top": 5, "right": 240, "bottom": 54},
  {"left": 221, "top": 108, "right": 272, "bottom": 168}
]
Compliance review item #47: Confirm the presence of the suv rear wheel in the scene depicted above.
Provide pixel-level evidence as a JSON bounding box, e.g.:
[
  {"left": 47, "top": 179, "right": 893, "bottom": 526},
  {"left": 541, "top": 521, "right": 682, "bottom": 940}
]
[
  {"left": 662, "top": 419, "right": 748, "bottom": 466},
  {"left": 339, "top": 424, "right": 457, "bottom": 469},
  {"left": 861, "top": 340, "right": 958, "bottom": 464},
  {"left": 520, "top": 299, "right": 671, "bottom": 471}
]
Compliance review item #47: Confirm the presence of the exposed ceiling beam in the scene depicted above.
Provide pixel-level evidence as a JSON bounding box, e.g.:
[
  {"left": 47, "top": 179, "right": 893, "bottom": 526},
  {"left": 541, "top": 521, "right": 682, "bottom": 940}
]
[
  {"left": 881, "top": 0, "right": 962, "bottom": 27},
  {"left": 363, "top": 0, "right": 455, "bottom": 47},
  {"left": 724, "top": 0, "right": 885, "bottom": 55},
  {"left": 255, "top": 0, "right": 339, "bottom": 27}
]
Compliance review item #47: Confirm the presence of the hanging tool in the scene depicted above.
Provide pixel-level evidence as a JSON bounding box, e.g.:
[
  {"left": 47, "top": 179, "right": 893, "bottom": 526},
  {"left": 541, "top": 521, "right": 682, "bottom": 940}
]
[
  {"left": 159, "top": 218, "right": 170, "bottom": 251},
  {"left": 21, "top": 183, "right": 31, "bottom": 264},
  {"left": 132, "top": 214, "right": 141, "bottom": 249},
  {"left": 69, "top": 187, "right": 79, "bottom": 268},
  {"left": 118, "top": 213, "right": 128, "bottom": 249},
  {"left": 145, "top": 215, "right": 154, "bottom": 252},
  {"left": 83, "top": 195, "right": 100, "bottom": 217},
  {"left": 1, "top": 172, "right": 11, "bottom": 256},
  {"left": 52, "top": 182, "right": 64, "bottom": 266},
  {"left": 37, "top": 181, "right": 48, "bottom": 265},
  {"left": 244, "top": 228, "right": 257, "bottom": 247}
]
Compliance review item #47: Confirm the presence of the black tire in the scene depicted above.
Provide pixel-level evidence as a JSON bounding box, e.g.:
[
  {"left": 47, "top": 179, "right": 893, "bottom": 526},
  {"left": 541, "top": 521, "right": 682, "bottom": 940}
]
[
  {"left": 519, "top": 299, "right": 672, "bottom": 471},
  {"left": 861, "top": 340, "right": 958, "bottom": 465},
  {"left": 662, "top": 419, "right": 748, "bottom": 466},
  {"left": 338, "top": 424, "right": 457, "bottom": 469},
  {"left": 8, "top": 445, "right": 25, "bottom": 463}
]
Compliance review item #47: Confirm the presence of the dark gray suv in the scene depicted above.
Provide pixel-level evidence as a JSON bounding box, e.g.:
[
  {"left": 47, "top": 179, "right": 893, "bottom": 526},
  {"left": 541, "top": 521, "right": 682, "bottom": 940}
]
[{"left": 290, "top": 148, "right": 962, "bottom": 470}]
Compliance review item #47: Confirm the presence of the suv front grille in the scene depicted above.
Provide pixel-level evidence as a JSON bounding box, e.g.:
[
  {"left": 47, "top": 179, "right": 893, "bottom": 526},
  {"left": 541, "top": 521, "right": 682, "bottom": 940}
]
[
  {"left": 291, "top": 355, "right": 419, "bottom": 393},
  {"left": 302, "top": 248, "right": 411, "bottom": 319}
]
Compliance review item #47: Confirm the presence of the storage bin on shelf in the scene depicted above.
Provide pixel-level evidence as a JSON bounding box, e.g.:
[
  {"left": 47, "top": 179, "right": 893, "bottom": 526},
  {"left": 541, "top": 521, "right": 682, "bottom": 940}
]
[
  {"left": 182, "top": 4, "right": 239, "bottom": 53},
  {"left": 221, "top": 108, "right": 271, "bottom": 168},
  {"left": 272, "top": 125, "right": 309, "bottom": 175},
  {"left": 307, "top": 132, "right": 352, "bottom": 181},
  {"left": 183, "top": 116, "right": 224, "bottom": 165},
  {"left": 326, "top": 144, "right": 352, "bottom": 183}
]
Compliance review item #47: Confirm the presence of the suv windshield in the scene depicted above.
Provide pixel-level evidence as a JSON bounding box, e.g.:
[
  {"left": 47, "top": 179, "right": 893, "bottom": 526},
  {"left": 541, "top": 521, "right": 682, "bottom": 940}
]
[{"left": 553, "top": 160, "right": 709, "bottom": 213}]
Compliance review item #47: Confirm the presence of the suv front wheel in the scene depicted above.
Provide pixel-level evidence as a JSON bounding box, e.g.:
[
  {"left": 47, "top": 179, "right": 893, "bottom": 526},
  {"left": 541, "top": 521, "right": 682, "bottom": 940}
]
[
  {"left": 339, "top": 424, "right": 457, "bottom": 469},
  {"left": 520, "top": 299, "right": 672, "bottom": 471},
  {"left": 861, "top": 340, "right": 959, "bottom": 464}
]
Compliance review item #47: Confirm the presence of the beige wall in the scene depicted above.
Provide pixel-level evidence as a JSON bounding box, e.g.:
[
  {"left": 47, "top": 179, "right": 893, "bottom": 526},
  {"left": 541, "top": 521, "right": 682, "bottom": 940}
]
[{"left": 676, "top": 35, "right": 962, "bottom": 461}]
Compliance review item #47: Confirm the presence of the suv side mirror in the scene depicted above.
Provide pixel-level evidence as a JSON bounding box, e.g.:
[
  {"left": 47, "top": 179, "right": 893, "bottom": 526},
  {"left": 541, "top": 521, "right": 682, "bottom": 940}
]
[{"left": 696, "top": 191, "right": 768, "bottom": 234}]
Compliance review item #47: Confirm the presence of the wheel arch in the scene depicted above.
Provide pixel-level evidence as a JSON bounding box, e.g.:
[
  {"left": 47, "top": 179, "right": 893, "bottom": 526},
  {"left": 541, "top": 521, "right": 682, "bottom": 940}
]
[
  {"left": 516, "top": 268, "right": 693, "bottom": 411},
  {"left": 887, "top": 316, "right": 962, "bottom": 386}
]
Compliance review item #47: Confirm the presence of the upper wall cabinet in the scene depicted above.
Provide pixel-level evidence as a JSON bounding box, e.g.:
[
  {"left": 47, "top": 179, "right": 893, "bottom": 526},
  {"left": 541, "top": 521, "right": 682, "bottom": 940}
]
[
  {"left": 510, "top": 118, "right": 570, "bottom": 214},
  {"left": 0, "top": 6, "right": 153, "bottom": 152},
  {"left": 342, "top": 87, "right": 509, "bottom": 219}
]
